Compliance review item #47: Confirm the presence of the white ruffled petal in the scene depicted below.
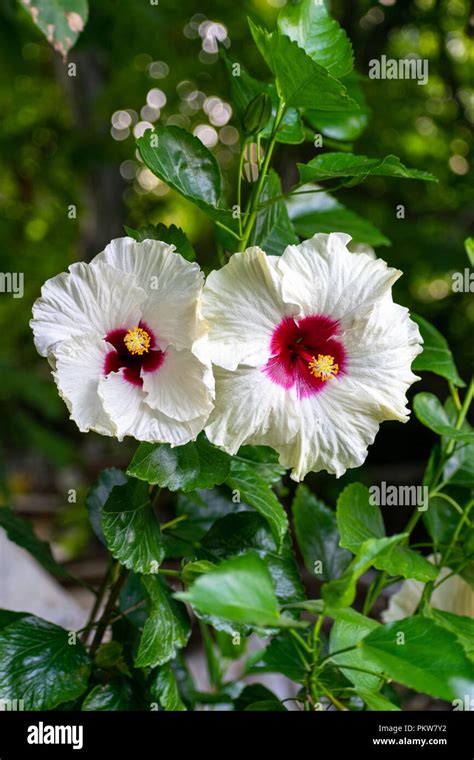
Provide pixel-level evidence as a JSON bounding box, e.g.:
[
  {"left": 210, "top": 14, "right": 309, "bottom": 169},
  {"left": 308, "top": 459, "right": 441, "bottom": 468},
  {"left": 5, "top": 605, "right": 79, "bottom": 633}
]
[
  {"left": 340, "top": 297, "right": 422, "bottom": 422},
  {"left": 98, "top": 371, "right": 204, "bottom": 445},
  {"left": 95, "top": 237, "right": 204, "bottom": 350},
  {"left": 277, "top": 233, "right": 401, "bottom": 321},
  {"left": 142, "top": 345, "right": 214, "bottom": 422},
  {"left": 52, "top": 334, "right": 115, "bottom": 436},
  {"left": 205, "top": 366, "right": 300, "bottom": 455},
  {"left": 31, "top": 261, "right": 145, "bottom": 357},
  {"left": 202, "top": 247, "right": 297, "bottom": 371},
  {"left": 276, "top": 377, "right": 382, "bottom": 480}
]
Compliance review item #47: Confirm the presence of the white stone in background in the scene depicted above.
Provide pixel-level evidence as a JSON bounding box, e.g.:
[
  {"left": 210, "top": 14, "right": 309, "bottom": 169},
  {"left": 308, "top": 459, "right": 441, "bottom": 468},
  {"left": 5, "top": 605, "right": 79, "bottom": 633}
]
[{"left": 0, "top": 528, "right": 91, "bottom": 631}]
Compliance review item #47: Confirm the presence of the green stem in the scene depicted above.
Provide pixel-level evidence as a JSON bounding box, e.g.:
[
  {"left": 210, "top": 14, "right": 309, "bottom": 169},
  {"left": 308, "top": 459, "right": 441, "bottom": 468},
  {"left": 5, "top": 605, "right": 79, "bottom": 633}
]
[
  {"left": 199, "top": 622, "right": 222, "bottom": 690},
  {"left": 432, "top": 557, "right": 471, "bottom": 590},
  {"left": 236, "top": 138, "right": 247, "bottom": 238},
  {"left": 311, "top": 614, "right": 325, "bottom": 662},
  {"left": 445, "top": 376, "right": 473, "bottom": 458},
  {"left": 363, "top": 571, "right": 387, "bottom": 616},
  {"left": 239, "top": 98, "right": 285, "bottom": 250},
  {"left": 89, "top": 565, "right": 129, "bottom": 657},
  {"left": 318, "top": 644, "right": 357, "bottom": 666},
  {"left": 319, "top": 683, "right": 346, "bottom": 711},
  {"left": 256, "top": 181, "right": 350, "bottom": 212},
  {"left": 151, "top": 486, "right": 162, "bottom": 508},
  {"left": 157, "top": 568, "right": 182, "bottom": 577},
  {"left": 430, "top": 491, "right": 470, "bottom": 521},
  {"left": 449, "top": 382, "right": 462, "bottom": 411},
  {"left": 80, "top": 567, "right": 110, "bottom": 645},
  {"left": 289, "top": 628, "right": 312, "bottom": 658},
  {"left": 161, "top": 514, "right": 188, "bottom": 531},
  {"left": 338, "top": 664, "right": 385, "bottom": 679},
  {"left": 215, "top": 220, "right": 241, "bottom": 241},
  {"left": 442, "top": 499, "right": 474, "bottom": 569},
  {"left": 403, "top": 508, "right": 423, "bottom": 536}
]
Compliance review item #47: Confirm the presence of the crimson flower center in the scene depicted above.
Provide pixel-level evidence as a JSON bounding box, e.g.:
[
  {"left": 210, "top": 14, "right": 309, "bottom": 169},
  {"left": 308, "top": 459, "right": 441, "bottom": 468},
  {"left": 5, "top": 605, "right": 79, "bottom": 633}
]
[
  {"left": 263, "top": 315, "right": 346, "bottom": 398},
  {"left": 103, "top": 321, "right": 165, "bottom": 387}
]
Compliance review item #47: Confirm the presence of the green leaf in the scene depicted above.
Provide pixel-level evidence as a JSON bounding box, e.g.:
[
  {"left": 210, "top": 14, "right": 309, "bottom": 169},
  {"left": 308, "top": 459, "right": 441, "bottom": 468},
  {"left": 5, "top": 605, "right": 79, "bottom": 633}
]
[
  {"left": 19, "top": 0, "right": 88, "bottom": 58},
  {"left": 322, "top": 535, "right": 405, "bottom": 608},
  {"left": 0, "top": 506, "right": 70, "bottom": 579},
  {"left": 135, "top": 576, "right": 191, "bottom": 669},
  {"left": 298, "top": 152, "right": 437, "bottom": 185},
  {"left": 137, "top": 126, "right": 234, "bottom": 227},
  {"left": 201, "top": 512, "right": 305, "bottom": 611},
  {"left": 101, "top": 479, "right": 165, "bottom": 574},
  {"left": 360, "top": 618, "right": 474, "bottom": 701},
  {"left": 86, "top": 468, "right": 127, "bottom": 545},
  {"left": 164, "top": 488, "right": 249, "bottom": 560},
  {"left": 245, "top": 700, "right": 287, "bottom": 711},
  {"left": 248, "top": 170, "right": 299, "bottom": 256},
  {"left": 182, "top": 559, "right": 216, "bottom": 586},
  {"left": 249, "top": 21, "right": 357, "bottom": 112},
  {"left": 234, "top": 684, "right": 278, "bottom": 711},
  {"left": 166, "top": 487, "right": 249, "bottom": 556},
  {"left": 124, "top": 224, "right": 195, "bottom": 261},
  {"left": 0, "top": 615, "right": 90, "bottom": 710},
  {"left": 221, "top": 49, "right": 260, "bottom": 120},
  {"left": 94, "top": 641, "right": 129, "bottom": 673},
  {"left": 465, "top": 237, "right": 474, "bottom": 267},
  {"left": 292, "top": 484, "right": 351, "bottom": 581},
  {"left": 267, "top": 93, "right": 306, "bottom": 144},
  {"left": 249, "top": 633, "right": 308, "bottom": 682},
  {"left": 411, "top": 314, "right": 465, "bottom": 387},
  {"left": 444, "top": 447, "right": 474, "bottom": 489},
  {"left": 428, "top": 610, "right": 474, "bottom": 663},
  {"left": 337, "top": 483, "right": 385, "bottom": 551},
  {"left": 82, "top": 680, "right": 134, "bottom": 711},
  {"left": 221, "top": 51, "right": 304, "bottom": 144},
  {"left": 278, "top": 0, "right": 353, "bottom": 78},
  {"left": 0, "top": 610, "right": 26, "bottom": 629},
  {"left": 150, "top": 664, "right": 186, "bottom": 711},
  {"left": 226, "top": 459, "right": 289, "bottom": 550},
  {"left": 176, "top": 552, "right": 285, "bottom": 628},
  {"left": 434, "top": 400, "right": 474, "bottom": 489},
  {"left": 215, "top": 629, "right": 248, "bottom": 660},
  {"left": 378, "top": 546, "right": 438, "bottom": 583},
  {"left": 423, "top": 491, "right": 459, "bottom": 545},
  {"left": 304, "top": 73, "right": 371, "bottom": 142},
  {"left": 118, "top": 572, "right": 149, "bottom": 629},
  {"left": 329, "top": 607, "right": 383, "bottom": 692},
  {"left": 128, "top": 435, "right": 231, "bottom": 493},
  {"left": 414, "top": 393, "right": 474, "bottom": 442},
  {"left": 236, "top": 445, "right": 286, "bottom": 484},
  {"left": 358, "top": 689, "right": 401, "bottom": 711},
  {"left": 288, "top": 186, "right": 389, "bottom": 246},
  {"left": 337, "top": 483, "right": 438, "bottom": 583}
]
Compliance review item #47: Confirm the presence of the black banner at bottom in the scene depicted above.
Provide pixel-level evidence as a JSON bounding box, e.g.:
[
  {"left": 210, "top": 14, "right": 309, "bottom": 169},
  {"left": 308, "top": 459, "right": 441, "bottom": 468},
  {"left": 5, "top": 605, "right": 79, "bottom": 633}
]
[{"left": 0, "top": 710, "right": 472, "bottom": 757}]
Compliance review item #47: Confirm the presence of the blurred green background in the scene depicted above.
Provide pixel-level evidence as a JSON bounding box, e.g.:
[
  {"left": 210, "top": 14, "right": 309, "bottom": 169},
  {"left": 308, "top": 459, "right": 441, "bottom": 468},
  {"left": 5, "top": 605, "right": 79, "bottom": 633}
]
[{"left": 0, "top": 0, "right": 472, "bottom": 559}]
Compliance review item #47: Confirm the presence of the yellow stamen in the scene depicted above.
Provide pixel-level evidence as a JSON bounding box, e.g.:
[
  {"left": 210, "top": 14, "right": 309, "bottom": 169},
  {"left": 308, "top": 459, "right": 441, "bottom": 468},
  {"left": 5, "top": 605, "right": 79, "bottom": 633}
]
[
  {"left": 124, "top": 326, "right": 151, "bottom": 356},
  {"left": 308, "top": 354, "right": 339, "bottom": 381}
]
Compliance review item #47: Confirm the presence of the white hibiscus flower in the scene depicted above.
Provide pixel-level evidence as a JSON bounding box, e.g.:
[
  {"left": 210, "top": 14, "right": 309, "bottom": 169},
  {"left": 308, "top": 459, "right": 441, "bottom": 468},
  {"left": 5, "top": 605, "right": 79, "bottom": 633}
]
[
  {"left": 383, "top": 556, "right": 474, "bottom": 622},
  {"left": 200, "top": 233, "right": 422, "bottom": 480},
  {"left": 31, "top": 237, "right": 214, "bottom": 445}
]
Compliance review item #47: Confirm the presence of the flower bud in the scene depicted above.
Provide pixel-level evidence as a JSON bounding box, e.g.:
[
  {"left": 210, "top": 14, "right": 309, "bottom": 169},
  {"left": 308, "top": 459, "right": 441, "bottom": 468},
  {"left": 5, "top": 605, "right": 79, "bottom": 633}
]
[{"left": 242, "top": 92, "right": 272, "bottom": 135}]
